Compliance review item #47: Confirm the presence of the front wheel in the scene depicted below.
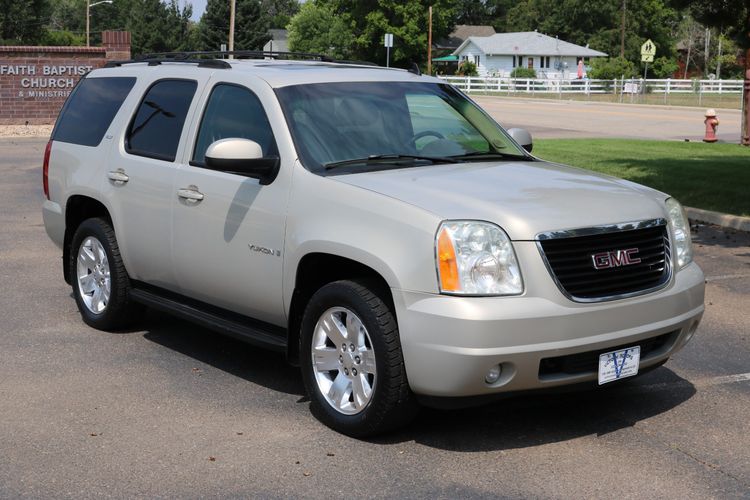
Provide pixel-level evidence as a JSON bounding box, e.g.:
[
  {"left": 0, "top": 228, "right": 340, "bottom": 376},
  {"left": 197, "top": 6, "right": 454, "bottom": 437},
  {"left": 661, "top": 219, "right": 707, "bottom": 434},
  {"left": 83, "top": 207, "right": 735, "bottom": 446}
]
[{"left": 300, "top": 280, "right": 417, "bottom": 437}]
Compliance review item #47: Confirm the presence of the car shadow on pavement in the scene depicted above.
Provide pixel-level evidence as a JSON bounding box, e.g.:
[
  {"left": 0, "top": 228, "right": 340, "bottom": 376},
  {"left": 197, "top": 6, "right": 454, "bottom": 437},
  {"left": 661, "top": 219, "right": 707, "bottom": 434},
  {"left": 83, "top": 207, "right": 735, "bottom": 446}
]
[
  {"left": 140, "top": 311, "right": 306, "bottom": 397},
  {"left": 377, "top": 367, "right": 696, "bottom": 451},
  {"left": 133, "top": 310, "right": 695, "bottom": 451}
]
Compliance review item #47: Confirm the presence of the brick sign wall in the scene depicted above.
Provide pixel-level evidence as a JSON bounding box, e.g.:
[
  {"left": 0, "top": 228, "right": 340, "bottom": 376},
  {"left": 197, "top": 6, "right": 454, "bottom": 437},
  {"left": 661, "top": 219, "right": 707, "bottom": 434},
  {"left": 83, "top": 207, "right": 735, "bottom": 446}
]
[{"left": 0, "top": 31, "right": 131, "bottom": 125}]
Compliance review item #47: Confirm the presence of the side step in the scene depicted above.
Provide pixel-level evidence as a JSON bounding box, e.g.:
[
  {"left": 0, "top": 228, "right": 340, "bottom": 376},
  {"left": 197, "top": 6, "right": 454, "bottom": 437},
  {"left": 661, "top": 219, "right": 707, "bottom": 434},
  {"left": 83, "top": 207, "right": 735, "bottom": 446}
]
[{"left": 129, "top": 285, "right": 287, "bottom": 352}]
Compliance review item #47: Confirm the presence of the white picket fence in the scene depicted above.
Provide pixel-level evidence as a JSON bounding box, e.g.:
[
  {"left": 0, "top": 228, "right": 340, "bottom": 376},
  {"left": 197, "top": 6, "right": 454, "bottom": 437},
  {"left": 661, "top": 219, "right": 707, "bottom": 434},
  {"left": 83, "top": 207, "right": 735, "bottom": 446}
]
[{"left": 438, "top": 76, "right": 744, "bottom": 96}]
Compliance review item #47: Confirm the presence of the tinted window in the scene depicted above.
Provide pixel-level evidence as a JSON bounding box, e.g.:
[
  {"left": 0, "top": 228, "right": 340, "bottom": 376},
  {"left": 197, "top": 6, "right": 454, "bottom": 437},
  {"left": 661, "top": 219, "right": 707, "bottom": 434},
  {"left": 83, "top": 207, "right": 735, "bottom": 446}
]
[
  {"left": 192, "top": 84, "right": 277, "bottom": 164},
  {"left": 53, "top": 77, "right": 136, "bottom": 147},
  {"left": 127, "top": 79, "right": 197, "bottom": 162},
  {"left": 275, "top": 82, "right": 527, "bottom": 174}
]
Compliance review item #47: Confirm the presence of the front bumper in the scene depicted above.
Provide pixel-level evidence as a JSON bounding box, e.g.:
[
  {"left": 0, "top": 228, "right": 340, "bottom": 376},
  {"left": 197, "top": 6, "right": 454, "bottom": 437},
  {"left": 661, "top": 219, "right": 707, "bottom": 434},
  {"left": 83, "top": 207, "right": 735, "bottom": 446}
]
[{"left": 392, "top": 257, "right": 705, "bottom": 398}]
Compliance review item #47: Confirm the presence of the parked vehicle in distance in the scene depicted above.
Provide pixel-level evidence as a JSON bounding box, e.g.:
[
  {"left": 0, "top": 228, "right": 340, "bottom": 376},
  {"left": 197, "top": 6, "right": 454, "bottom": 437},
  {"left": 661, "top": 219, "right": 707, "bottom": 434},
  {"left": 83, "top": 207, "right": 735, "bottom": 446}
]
[{"left": 42, "top": 53, "right": 705, "bottom": 437}]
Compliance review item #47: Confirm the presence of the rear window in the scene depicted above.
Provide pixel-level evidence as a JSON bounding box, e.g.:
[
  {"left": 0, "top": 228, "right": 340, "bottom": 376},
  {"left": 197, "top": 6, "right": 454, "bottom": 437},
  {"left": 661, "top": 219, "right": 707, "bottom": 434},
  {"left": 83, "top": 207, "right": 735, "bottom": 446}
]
[{"left": 52, "top": 77, "right": 136, "bottom": 147}]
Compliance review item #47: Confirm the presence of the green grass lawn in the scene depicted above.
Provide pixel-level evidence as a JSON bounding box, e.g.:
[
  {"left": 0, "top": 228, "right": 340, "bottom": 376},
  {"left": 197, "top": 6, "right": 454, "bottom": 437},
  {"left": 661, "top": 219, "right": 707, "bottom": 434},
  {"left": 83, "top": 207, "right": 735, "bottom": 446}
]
[{"left": 533, "top": 139, "right": 750, "bottom": 217}]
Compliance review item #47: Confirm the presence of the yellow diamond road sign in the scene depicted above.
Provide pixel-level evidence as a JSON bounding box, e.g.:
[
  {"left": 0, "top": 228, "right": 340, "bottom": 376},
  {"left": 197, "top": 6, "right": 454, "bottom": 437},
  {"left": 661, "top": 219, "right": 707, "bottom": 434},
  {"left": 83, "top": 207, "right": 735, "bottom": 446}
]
[{"left": 641, "top": 39, "right": 656, "bottom": 57}]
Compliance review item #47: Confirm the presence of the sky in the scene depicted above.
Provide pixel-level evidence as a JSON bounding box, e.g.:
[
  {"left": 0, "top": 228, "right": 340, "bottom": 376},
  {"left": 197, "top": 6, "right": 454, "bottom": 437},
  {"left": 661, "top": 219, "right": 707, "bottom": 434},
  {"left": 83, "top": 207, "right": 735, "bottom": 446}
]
[{"left": 187, "top": 0, "right": 206, "bottom": 21}]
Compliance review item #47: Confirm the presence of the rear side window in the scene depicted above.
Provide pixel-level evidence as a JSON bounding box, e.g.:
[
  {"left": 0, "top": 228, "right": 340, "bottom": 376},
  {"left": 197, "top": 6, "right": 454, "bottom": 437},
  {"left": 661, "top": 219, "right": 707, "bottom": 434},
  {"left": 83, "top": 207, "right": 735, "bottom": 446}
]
[
  {"left": 53, "top": 77, "right": 136, "bottom": 147},
  {"left": 126, "top": 79, "right": 197, "bottom": 162}
]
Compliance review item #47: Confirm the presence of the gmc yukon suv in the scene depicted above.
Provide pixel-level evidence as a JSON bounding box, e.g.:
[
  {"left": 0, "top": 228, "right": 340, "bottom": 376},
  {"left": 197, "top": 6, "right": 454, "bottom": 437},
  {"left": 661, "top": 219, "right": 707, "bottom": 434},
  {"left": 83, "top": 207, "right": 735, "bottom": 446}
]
[{"left": 42, "top": 53, "right": 705, "bottom": 436}]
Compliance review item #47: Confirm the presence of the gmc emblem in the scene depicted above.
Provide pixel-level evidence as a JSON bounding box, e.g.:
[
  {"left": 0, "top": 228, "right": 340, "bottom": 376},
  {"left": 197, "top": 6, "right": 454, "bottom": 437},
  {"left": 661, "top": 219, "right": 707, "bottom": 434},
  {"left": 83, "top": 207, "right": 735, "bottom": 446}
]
[{"left": 591, "top": 248, "right": 641, "bottom": 270}]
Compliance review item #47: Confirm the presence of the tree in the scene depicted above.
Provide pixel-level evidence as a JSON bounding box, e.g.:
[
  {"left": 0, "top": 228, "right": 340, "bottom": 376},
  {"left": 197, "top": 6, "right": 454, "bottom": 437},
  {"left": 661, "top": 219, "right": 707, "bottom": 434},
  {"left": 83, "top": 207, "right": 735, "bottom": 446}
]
[
  {"left": 262, "top": 0, "right": 300, "bottom": 29},
  {"left": 650, "top": 56, "right": 679, "bottom": 77},
  {"left": 199, "top": 0, "right": 271, "bottom": 51},
  {"left": 669, "top": 0, "right": 750, "bottom": 144},
  {"left": 0, "top": 0, "right": 50, "bottom": 44},
  {"left": 313, "top": 0, "right": 456, "bottom": 67},
  {"left": 505, "top": 0, "right": 680, "bottom": 64},
  {"left": 287, "top": 2, "right": 354, "bottom": 59}
]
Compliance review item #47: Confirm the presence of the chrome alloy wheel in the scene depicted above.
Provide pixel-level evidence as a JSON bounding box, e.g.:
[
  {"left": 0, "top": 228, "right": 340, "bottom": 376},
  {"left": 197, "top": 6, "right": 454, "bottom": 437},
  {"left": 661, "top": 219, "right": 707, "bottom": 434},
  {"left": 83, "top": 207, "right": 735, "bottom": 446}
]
[
  {"left": 311, "top": 307, "right": 377, "bottom": 415},
  {"left": 76, "top": 236, "right": 111, "bottom": 314}
]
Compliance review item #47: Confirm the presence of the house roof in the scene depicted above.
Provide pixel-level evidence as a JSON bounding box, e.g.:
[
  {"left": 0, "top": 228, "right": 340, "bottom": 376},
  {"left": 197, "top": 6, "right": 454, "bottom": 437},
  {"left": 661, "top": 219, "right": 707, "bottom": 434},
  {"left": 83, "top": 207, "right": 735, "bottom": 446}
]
[
  {"left": 435, "top": 24, "right": 496, "bottom": 50},
  {"left": 453, "top": 31, "right": 607, "bottom": 57}
]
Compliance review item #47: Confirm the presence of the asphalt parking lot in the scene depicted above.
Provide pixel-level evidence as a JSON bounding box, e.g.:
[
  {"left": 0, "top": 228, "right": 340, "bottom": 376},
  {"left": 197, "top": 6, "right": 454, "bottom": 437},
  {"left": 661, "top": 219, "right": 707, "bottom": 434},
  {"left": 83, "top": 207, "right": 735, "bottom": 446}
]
[
  {"left": 474, "top": 97, "right": 743, "bottom": 141},
  {"left": 1, "top": 137, "right": 749, "bottom": 498}
]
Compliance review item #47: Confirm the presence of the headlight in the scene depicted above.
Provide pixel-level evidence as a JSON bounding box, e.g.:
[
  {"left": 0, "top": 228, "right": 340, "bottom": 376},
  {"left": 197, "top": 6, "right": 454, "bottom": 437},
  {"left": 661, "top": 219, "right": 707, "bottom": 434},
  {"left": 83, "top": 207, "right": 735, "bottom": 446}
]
[
  {"left": 436, "top": 220, "right": 523, "bottom": 295},
  {"left": 665, "top": 198, "right": 693, "bottom": 269}
]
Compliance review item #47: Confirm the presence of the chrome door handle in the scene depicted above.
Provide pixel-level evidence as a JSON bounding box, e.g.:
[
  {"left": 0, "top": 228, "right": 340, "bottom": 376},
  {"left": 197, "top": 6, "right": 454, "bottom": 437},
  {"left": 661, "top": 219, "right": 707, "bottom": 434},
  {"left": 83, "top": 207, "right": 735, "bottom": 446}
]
[
  {"left": 107, "top": 169, "right": 129, "bottom": 184},
  {"left": 177, "top": 186, "right": 204, "bottom": 202}
]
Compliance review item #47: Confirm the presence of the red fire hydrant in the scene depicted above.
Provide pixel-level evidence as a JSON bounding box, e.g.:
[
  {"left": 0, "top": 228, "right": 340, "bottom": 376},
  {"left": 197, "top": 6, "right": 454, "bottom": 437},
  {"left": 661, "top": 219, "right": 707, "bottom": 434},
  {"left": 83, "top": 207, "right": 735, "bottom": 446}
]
[{"left": 703, "top": 108, "right": 719, "bottom": 143}]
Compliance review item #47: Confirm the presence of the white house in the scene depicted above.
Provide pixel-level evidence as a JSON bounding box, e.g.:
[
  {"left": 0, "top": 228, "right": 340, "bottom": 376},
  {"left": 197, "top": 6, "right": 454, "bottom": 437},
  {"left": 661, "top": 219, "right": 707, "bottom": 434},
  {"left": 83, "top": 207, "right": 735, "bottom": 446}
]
[{"left": 452, "top": 31, "right": 607, "bottom": 78}]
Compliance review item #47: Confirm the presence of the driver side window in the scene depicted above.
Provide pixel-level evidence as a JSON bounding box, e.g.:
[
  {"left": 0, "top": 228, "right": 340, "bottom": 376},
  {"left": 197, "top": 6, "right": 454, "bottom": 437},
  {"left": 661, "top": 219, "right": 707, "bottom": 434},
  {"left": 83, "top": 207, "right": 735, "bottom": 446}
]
[
  {"left": 192, "top": 83, "right": 278, "bottom": 165},
  {"left": 405, "top": 93, "right": 489, "bottom": 154}
]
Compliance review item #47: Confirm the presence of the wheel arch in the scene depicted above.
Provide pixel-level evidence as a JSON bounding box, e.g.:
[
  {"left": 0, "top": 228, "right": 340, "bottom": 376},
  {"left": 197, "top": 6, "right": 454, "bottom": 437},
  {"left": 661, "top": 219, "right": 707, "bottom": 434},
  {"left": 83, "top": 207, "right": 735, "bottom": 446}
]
[
  {"left": 286, "top": 252, "right": 395, "bottom": 366},
  {"left": 63, "top": 195, "right": 112, "bottom": 284}
]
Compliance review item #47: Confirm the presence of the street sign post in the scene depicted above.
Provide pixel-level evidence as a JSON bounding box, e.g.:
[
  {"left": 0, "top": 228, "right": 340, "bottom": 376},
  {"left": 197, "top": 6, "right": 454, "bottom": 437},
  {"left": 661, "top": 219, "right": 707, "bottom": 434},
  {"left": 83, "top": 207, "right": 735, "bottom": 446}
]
[
  {"left": 641, "top": 39, "right": 656, "bottom": 83},
  {"left": 384, "top": 33, "right": 394, "bottom": 68}
]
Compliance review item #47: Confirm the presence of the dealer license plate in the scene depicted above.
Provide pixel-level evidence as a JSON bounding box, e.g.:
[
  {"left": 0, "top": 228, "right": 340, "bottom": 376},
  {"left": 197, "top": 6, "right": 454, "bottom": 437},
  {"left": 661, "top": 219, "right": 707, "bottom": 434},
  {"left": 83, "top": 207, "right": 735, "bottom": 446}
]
[{"left": 598, "top": 346, "right": 641, "bottom": 385}]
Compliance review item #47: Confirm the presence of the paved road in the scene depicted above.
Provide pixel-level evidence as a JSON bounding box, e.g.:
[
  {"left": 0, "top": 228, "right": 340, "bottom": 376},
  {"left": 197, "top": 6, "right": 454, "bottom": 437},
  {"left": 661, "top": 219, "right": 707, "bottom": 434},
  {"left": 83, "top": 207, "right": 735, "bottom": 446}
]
[
  {"left": 474, "top": 97, "right": 743, "bottom": 141},
  {"left": 1, "top": 138, "right": 749, "bottom": 498}
]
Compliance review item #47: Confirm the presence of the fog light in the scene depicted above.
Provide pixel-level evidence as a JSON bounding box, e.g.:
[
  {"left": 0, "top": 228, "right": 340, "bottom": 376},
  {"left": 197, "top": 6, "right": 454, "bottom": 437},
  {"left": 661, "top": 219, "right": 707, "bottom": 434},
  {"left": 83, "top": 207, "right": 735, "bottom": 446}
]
[{"left": 485, "top": 364, "right": 502, "bottom": 384}]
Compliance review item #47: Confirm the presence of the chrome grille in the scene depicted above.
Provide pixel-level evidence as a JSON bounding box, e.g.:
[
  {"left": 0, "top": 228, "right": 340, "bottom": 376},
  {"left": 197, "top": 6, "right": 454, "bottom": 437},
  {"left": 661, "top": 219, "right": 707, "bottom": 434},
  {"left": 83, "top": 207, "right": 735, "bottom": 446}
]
[{"left": 538, "top": 220, "right": 671, "bottom": 302}]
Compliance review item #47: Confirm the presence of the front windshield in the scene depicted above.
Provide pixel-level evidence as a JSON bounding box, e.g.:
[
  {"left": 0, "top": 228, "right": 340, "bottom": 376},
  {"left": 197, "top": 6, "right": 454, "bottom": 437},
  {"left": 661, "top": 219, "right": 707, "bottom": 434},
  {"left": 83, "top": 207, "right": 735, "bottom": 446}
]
[{"left": 275, "top": 81, "right": 529, "bottom": 174}]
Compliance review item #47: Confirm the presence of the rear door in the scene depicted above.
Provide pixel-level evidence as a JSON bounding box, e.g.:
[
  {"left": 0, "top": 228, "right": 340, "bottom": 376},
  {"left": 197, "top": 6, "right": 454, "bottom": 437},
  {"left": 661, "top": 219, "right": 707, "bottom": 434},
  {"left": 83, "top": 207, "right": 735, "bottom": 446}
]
[
  {"left": 170, "top": 76, "right": 290, "bottom": 325},
  {"left": 102, "top": 72, "right": 209, "bottom": 289}
]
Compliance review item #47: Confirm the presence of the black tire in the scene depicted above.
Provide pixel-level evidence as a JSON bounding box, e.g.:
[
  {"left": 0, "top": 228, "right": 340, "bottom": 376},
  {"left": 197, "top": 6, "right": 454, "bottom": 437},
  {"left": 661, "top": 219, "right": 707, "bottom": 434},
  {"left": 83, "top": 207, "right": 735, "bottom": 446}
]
[
  {"left": 69, "top": 217, "right": 140, "bottom": 331},
  {"left": 300, "top": 279, "right": 418, "bottom": 437}
]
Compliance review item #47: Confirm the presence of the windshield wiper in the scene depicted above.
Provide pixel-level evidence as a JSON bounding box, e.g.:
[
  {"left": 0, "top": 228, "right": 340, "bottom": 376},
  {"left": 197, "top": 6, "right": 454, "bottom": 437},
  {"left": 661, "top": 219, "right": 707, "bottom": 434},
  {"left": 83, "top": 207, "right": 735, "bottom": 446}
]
[
  {"left": 451, "top": 151, "right": 530, "bottom": 161},
  {"left": 324, "top": 154, "right": 462, "bottom": 171}
]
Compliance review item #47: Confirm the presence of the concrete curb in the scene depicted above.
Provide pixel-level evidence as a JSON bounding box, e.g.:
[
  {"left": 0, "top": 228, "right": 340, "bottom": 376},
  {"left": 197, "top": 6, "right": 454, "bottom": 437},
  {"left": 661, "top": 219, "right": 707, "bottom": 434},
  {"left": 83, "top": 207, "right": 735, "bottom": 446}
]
[{"left": 686, "top": 207, "right": 750, "bottom": 232}]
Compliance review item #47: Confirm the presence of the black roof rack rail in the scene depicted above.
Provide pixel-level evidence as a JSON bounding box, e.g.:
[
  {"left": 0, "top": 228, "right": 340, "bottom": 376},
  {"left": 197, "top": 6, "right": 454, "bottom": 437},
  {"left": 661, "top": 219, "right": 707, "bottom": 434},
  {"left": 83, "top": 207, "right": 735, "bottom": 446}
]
[
  {"left": 105, "top": 58, "right": 231, "bottom": 69},
  {"left": 105, "top": 51, "right": 381, "bottom": 69}
]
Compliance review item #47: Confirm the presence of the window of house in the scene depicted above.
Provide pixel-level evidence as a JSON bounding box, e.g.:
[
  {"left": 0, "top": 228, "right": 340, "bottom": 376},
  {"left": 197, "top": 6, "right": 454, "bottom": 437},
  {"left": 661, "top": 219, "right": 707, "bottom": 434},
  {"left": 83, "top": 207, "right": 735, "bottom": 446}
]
[
  {"left": 126, "top": 79, "right": 197, "bottom": 162},
  {"left": 192, "top": 83, "right": 278, "bottom": 165}
]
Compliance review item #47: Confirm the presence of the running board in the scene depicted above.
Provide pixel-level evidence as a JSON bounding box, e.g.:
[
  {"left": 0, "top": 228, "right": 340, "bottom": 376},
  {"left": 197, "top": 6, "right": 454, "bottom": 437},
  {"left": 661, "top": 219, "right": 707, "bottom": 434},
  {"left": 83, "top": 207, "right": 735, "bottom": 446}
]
[{"left": 129, "top": 285, "right": 287, "bottom": 352}]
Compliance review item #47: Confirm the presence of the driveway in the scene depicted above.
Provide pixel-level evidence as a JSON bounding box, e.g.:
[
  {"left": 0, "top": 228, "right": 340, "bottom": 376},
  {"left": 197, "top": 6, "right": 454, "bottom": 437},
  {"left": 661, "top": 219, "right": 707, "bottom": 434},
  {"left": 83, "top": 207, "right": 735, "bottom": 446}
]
[{"left": 1, "top": 137, "right": 748, "bottom": 498}]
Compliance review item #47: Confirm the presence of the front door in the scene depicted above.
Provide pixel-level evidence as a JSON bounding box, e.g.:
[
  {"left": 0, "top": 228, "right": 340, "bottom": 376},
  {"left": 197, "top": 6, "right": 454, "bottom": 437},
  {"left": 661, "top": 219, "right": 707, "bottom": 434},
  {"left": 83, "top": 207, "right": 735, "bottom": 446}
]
[
  {"left": 528, "top": 57, "right": 534, "bottom": 69},
  {"left": 170, "top": 79, "right": 289, "bottom": 325}
]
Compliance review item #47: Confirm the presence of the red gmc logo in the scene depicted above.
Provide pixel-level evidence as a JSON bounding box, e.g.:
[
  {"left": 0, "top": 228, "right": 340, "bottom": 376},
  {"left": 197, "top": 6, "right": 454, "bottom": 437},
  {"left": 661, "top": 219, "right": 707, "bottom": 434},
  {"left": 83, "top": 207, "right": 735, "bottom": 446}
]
[{"left": 591, "top": 248, "right": 641, "bottom": 270}]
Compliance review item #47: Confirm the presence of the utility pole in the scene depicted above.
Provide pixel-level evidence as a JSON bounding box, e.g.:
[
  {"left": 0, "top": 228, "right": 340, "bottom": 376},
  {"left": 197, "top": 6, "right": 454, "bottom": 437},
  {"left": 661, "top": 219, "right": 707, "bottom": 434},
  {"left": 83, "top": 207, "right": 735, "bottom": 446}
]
[
  {"left": 620, "top": 0, "right": 626, "bottom": 58},
  {"left": 228, "top": 0, "right": 236, "bottom": 57},
  {"left": 427, "top": 6, "right": 433, "bottom": 75}
]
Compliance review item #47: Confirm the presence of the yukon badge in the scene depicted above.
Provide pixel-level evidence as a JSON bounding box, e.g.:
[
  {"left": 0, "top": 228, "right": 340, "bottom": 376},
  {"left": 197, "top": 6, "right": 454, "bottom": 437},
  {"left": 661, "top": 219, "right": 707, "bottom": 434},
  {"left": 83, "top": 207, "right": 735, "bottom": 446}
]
[
  {"left": 248, "top": 244, "right": 281, "bottom": 257},
  {"left": 591, "top": 248, "right": 641, "bottom": 270}
]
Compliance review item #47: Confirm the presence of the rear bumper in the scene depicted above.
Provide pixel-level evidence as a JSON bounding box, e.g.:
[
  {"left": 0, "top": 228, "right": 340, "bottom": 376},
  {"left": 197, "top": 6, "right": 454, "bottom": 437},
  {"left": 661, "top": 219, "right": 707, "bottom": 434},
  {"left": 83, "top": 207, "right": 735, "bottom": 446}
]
[
  {"left": 42, "top": 199, "right": 64, "bottom": 249},
  {"left": 392, "top": 261, "right": 705, "bottom": 397}
]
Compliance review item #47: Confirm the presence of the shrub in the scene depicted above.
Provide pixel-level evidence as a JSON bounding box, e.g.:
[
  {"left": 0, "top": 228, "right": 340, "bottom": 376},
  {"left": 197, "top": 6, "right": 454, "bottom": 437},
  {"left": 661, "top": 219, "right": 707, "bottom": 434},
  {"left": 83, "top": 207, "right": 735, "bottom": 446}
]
[
  {"left": 456, "top": 60, "right": 478, "bottom": 77},
  {"left": 589, "top": 57, "right": 637, "bottom": 80},
  {"left": 510, "top": 67, "right": 536, "bottom": 78},
  {"left": 650, "top": 57, "right": 679, "bottom": 79}
]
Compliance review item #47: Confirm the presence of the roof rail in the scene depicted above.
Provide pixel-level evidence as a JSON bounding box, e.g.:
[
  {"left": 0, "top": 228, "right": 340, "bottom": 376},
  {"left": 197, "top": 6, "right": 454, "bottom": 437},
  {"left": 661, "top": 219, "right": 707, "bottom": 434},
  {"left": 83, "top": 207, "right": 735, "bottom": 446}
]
[
  {"left": 104, "top": 51, "right": 380, "bottom": 69},
  {"left": 105, "top": 58, "right": 231, "bottom": 69}
]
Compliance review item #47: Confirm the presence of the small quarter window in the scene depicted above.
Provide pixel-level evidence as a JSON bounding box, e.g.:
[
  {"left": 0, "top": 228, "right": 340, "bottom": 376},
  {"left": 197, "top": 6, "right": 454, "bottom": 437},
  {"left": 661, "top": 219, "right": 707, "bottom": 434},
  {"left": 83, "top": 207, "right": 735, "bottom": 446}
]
[
  {"left": 53, "top": 77, "right": 136, "bottom": 147},
  {"left": 192, "top": 84, "right": 277, "bottom": 165},
  {"left": 126, "top": 79, "right": 197, "bottom": 162}
]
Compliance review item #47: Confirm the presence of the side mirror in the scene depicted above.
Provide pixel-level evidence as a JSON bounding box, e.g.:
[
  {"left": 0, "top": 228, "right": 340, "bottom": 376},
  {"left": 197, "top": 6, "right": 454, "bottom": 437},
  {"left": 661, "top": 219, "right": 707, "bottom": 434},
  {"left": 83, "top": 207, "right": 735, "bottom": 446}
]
[
  {"left": 507, "top": 128, "right": 533, "bottom": 153},
  {"left": 205, "top": 138, "right": 280, "bottom": 185}
]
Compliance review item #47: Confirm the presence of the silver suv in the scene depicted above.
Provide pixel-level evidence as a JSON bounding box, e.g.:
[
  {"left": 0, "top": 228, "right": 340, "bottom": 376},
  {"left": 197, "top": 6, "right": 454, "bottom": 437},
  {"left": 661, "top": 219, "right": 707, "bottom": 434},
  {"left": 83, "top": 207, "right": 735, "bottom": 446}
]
[{"left": 42, "top": 54, "right": 705, "bottom": 436}]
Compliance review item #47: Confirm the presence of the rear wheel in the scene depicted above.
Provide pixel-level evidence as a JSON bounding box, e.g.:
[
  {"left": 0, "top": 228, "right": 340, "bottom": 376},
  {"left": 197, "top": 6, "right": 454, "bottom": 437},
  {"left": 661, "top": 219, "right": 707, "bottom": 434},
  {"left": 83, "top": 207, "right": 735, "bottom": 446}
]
[
  {"left": 69, "top": 217, "right": 140, "bottom": 330},
  {"left": 300, "top": 280, "right": 417, "bottom": 437}
]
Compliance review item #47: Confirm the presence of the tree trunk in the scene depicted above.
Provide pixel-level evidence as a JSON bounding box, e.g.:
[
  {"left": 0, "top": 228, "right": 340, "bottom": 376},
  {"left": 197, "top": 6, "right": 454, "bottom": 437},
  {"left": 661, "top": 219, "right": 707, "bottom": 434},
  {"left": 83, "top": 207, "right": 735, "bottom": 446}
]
[{"left": 743, "top": 45, "right": 750, "bottom": 146}]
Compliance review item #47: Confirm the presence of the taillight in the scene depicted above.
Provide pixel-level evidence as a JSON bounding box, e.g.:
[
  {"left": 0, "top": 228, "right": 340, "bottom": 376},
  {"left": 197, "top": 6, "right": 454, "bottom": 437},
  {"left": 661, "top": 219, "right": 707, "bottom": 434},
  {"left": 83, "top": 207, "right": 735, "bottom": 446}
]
[{"left": 43, "top": 140, "right": 52, "bottom": 199}]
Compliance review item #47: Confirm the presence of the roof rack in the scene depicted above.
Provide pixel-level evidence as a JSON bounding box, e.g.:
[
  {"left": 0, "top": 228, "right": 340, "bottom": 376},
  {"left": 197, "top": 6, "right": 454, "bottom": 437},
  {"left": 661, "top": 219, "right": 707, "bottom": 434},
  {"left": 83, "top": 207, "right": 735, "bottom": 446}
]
[{"left": 104, "top": 50, "right": 379, "bottom": 69}]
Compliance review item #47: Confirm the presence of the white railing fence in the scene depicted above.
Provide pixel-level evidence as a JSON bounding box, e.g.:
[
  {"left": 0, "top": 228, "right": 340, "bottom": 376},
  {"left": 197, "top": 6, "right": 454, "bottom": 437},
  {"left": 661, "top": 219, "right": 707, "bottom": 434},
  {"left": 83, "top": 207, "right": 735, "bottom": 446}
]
[{"left": 438, "top": 76, "right": 743, "bottom": 98}]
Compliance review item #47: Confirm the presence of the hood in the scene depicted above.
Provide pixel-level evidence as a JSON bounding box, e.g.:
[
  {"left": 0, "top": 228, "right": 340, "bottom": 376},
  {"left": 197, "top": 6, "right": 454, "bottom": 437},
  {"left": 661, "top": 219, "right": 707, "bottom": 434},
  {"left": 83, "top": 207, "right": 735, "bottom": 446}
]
[{"left": 332, "top": 160, "right": 668, "bottom": 240}]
